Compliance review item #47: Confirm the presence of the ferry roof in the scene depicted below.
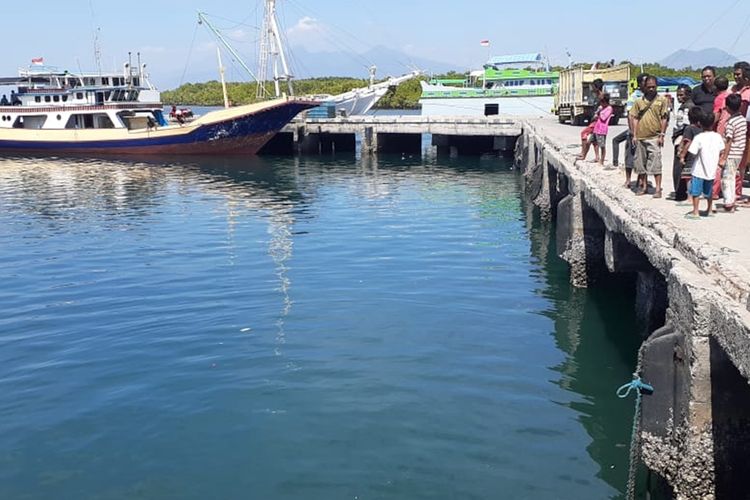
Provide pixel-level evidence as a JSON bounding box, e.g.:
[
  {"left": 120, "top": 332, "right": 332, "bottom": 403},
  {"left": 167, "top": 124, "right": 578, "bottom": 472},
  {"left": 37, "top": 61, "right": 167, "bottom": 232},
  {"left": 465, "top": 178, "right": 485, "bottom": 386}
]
[{"left": 487, "top": 53, "right": 544, "bottom": 66}]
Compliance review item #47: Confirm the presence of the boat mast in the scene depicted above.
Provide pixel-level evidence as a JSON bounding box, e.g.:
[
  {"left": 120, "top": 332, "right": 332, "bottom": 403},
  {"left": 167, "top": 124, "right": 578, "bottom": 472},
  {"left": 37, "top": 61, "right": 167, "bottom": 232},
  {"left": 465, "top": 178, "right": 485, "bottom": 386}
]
[
  {"left": 257, "top": 0, "right": 293, "bottom": 99},
  {"left": 197, "top": 11, "right": 262, "bottom": 85},
  {"left": 368, "top": 65, "right": 376, "bottom": 89},
  {"left": 217, "top": 47, "right": 230, "bottom": 108}
]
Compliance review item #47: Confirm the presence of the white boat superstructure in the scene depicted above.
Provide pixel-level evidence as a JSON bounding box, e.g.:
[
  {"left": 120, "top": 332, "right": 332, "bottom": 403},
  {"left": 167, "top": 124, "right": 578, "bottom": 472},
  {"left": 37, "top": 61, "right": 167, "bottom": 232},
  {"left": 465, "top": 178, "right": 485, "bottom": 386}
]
[
  {"left": 0, "top": 61, "right": 165, "bottom": 131},
  {"left": 0, "top": 57, "right": 317, "bottom": 154},
  {"left": 309, "top": 69, "right": 422, "bottom": 117}
]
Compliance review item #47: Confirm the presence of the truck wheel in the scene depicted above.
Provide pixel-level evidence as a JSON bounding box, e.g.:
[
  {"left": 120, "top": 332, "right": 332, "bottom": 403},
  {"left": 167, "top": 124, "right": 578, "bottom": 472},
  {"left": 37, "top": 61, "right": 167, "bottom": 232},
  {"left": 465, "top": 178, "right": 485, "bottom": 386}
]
[{"left": 558, "top": 113, "right": 566, "bottom": 124}]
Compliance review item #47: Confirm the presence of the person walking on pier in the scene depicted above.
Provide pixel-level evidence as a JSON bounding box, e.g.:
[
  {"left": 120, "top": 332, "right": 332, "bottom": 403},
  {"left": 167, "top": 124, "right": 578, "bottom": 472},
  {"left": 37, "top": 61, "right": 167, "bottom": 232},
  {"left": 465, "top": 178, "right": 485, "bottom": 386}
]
[
  {"left": 686, "top": 112, "right": 724, "bottom": 218},
  {"left": 576, "top": 79, "right": 604, "bottom": 161},
  {"left": 613, "top": 73, "right": 648, "bottom": 184},
  {"left": 710, "top": 77, "right": 731, "bottom": 200},
  {"left": 713, "top": 76, "right": 731, "bottom": 133},
  {"left": 732, "top": 62, "right": 750, "bottom": 205},
  {"left": 678, "top": 107, "right": 706, "bottom": 202},
  {"left": 719, "top": 93, "right": 746, "bottom": 212},
  {"left": 671, "top": 84, "right": 695, "bottom": 198},
  {"left": 692, "top": 66, "right": 716, "bottom": 115},
  {"left": 630, "top": 75, "right": 670, "bottom": 197},
  {"left": 592, "top": 93, "right": 613, "bottom": 166}
]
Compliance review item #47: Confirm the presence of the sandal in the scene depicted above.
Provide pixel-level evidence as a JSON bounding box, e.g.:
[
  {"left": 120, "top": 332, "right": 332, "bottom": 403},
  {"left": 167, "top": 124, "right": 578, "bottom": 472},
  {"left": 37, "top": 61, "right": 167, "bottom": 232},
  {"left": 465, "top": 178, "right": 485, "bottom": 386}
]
[
  {"left": 684, "top": 213, "right": 701, "bottom": 220},
  {"left": 653, "top": 191, "right": 662, "bottom": 199}
]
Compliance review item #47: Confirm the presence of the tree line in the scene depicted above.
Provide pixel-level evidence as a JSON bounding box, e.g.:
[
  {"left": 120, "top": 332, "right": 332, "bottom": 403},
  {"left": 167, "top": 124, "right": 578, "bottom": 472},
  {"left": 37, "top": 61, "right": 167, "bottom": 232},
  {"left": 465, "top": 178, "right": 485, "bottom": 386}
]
[{"left": 161, "top": 64, "right": 736, "bottom": 109}]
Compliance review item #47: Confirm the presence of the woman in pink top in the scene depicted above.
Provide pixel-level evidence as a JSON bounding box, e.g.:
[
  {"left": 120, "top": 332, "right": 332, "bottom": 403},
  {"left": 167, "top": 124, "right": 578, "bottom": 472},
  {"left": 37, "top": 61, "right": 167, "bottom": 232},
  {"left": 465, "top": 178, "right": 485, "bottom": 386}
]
[{"left": 592, "top": 93, "right": 613, "bottom": 165}]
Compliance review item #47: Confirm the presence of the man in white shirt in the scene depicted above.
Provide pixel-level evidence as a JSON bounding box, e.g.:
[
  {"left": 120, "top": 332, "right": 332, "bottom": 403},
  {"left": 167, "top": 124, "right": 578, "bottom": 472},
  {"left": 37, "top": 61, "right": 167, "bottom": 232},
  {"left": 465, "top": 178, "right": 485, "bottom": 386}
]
[{"left": 687, "top": 112, "right": 726, "bottom": 218}]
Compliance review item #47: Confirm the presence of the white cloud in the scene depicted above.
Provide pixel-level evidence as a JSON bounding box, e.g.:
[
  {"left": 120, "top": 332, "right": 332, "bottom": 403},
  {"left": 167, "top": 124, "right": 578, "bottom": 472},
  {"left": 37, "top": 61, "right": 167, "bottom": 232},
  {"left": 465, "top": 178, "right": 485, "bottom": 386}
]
[{"left": 286, "top": 16, "right": 334, "bottom": 52}]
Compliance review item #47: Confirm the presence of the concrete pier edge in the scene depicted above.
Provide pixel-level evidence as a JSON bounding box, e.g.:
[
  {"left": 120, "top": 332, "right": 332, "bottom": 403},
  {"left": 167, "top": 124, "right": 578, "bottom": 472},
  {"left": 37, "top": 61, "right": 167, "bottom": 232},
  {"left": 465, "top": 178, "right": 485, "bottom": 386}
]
[{"left": 518, "top": 119, "right": 750, "bottom": 500}]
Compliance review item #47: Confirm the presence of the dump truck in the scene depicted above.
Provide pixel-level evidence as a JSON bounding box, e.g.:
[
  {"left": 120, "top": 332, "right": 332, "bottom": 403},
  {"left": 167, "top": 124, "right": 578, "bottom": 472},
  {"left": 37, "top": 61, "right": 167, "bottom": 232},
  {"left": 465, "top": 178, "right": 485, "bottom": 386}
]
[{"left": 555, "top": 64, "right": 631, "bottom": 126}]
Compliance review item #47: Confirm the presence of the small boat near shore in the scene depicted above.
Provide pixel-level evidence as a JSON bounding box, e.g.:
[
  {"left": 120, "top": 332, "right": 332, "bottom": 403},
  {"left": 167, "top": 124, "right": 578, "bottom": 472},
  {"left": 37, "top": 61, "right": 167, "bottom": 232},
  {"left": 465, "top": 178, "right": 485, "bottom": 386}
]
[{"left": 0, "top": 62, "right": 316, "bottom": 155}]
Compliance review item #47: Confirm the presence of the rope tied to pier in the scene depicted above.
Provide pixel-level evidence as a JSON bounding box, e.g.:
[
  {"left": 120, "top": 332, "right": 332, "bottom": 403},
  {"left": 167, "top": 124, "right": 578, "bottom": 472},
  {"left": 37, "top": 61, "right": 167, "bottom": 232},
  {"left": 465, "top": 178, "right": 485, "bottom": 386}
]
[
  {"left": 617, "top": 375, "right": 654, "bottom": 399},
  {"left": 617, "top": 372, "right": 654, "bottom": 500}
]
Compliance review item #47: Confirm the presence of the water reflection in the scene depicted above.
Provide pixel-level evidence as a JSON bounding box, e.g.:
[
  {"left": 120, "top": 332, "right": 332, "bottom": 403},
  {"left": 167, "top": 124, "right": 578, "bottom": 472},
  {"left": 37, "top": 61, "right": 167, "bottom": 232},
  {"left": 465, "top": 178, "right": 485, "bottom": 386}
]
[
  {"left": 0, "top": 151, "right": 636, "bottom": 498},
  {"left": 525, "top": 203, "right": 641, "bottom": 499}
]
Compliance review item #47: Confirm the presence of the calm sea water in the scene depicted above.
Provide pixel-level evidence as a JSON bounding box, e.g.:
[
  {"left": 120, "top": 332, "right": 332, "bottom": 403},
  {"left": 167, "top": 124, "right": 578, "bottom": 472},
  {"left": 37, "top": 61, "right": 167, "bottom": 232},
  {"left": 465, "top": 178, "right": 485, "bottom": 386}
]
[{"left": 0, "top": 151, "right": 640, "bottom": 499}]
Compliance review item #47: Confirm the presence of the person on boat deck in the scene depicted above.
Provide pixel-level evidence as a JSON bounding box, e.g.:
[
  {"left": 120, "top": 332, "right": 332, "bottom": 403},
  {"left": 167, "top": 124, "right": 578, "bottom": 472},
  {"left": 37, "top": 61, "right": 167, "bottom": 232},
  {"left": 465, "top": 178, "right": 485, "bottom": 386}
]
[
  {"left": 10, "top": 91, "right": 21, "bottom": 106},
  {"left": 0, "top": 95, "right": 8, "bottom": 106}
]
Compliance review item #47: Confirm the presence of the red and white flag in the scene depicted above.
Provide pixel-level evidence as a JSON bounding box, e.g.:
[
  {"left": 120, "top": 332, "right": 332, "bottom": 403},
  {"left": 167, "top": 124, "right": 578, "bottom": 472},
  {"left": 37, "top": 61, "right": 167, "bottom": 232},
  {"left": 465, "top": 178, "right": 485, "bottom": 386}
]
[
  {"left": 480, "top": 40, "right": 490, "bottom": 47},
  {"left": 31, "top": 57, "right": 44, "bottom": 65}
]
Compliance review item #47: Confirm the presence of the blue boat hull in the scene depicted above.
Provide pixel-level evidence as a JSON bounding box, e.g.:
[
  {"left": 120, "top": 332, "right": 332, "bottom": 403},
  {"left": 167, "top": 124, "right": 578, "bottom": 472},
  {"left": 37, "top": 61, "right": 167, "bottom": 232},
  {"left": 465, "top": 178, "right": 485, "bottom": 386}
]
[{"left": 0, "top": 100, "right": 316, "bottom": 155}]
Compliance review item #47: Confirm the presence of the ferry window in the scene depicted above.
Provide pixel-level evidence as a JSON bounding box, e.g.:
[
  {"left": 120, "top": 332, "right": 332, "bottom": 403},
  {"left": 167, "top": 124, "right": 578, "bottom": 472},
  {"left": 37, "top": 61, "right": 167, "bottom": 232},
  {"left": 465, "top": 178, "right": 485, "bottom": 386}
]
[
  {"left": 44, "top": 96, "right": 51, "bottom": 102},
  {"left": 56, "top": 114, "right": 61, "bottom": 120},
  {"left": 105, "top": 91, "right": 112, "bottom": 101},
  {"left": 35, "top": 96, "right": 41, "bottom": 103},
  {"left": 96, "top": 114, "right": 115, "bottom": 129},
  {"left": 102, "top": 77, "right": 109, "bottom": 85},
  {"left": 76, "top": 92, "right": 83, "bottom": 100},
  {"left": 53, "top": 95, "right": 60, "bottom": 102},
  {"left": 133, "top": 77, "right": 139, "bottom": 86},
  {"left": 62, "top": 95, "right": 68, "bottom": 102}
]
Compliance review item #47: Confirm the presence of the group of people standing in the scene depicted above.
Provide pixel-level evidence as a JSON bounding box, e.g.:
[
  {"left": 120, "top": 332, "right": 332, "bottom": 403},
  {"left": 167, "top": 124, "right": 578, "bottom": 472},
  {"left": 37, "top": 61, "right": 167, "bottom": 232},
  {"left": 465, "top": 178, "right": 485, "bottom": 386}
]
[
  {"left": 579, "top": 63, "right": 750, "bottom": 218},
  {"left": 669, "top": 64, "right": 749, "bottom": 216}
]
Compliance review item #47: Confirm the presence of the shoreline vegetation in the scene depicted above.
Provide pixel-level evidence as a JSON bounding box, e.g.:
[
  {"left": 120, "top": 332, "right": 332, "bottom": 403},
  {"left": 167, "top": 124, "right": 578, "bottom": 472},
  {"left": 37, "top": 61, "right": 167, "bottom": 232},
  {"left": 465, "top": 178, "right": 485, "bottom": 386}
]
[{"left": 161, "top": 63, "right": 735, "bottom": 109}]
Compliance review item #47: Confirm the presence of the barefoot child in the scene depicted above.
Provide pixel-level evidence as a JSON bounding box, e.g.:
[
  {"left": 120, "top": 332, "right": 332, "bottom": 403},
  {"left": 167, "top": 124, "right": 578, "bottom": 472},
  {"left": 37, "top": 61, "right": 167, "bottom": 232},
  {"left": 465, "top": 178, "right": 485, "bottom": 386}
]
[
  {"left": 576, "top": 79, "right": 604, "bottom": 161},
  {"left": 678, "top": 107, "right": 705, "bottom": 202},
  {"left": 686, "top": 112, "right": 725, "bottom": 218},
  {"left": 592, "top": 93, "right": 613, "bottom": 166},
  {"left": 719, "top": 93, "right": 747, "bottom": 212}
]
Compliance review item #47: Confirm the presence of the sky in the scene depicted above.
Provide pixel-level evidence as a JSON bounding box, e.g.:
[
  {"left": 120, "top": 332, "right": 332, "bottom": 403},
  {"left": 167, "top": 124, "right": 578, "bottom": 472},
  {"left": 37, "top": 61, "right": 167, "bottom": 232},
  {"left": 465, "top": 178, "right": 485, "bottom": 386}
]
[{"left": 4, "top": 0, "right": 750, "bottom": 89}]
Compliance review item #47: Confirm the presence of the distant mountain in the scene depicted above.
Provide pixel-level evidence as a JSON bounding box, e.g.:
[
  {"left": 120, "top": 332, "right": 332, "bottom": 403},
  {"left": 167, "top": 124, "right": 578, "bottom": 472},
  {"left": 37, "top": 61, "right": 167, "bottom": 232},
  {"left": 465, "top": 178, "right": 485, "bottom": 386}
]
[
  {"left": 288, "top": 45, "right": 457, "bottom": 79},
  {"left": 160, "top": 45, "right": 459, "bottom": 89},
  {"left": 659, "top": 48, "right": 738, "bottom": 69}
]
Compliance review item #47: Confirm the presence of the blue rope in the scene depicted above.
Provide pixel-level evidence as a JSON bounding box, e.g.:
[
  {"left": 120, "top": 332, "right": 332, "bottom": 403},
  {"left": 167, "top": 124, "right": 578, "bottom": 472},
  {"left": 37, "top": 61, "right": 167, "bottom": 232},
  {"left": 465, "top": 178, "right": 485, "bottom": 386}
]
[
  {"left": 617, "top": 373, "right": 654, "bottom": 500},
  {"left": 617, "top": 375, "right": 654, "bottom": 399}
]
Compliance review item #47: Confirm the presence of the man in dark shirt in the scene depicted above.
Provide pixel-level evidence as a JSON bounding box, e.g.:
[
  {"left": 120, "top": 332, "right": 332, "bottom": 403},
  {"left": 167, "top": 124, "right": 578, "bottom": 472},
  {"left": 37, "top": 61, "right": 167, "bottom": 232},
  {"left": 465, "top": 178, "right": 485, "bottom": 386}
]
[{"left": 692, "top": 66, "right": 716, "bottom": 114}]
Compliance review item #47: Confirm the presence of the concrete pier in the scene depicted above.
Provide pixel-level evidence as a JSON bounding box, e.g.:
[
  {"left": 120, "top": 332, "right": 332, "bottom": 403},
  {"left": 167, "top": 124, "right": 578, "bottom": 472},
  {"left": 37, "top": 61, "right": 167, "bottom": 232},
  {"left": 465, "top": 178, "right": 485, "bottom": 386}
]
[
  {"left": 518, "top": 116, "right": 750, "bottom": 499},
  {"left": 260, "top": 116, "right": 523, "bottom": 155}
]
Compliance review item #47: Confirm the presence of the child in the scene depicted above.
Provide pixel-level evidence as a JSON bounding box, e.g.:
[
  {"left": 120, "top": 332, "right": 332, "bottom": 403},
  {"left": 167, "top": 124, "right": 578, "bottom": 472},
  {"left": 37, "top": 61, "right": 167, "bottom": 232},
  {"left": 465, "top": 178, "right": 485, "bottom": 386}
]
[
  {"left": 686, "top": 112, "right": 725, "bottom": 218},
  {"left": 710, "top": 77, "right": 732, "bottom": 200},
  {"left": 678, "top": 107, "right": 705, "bottom": 202},
  {"left": 719, "top": 93, "right": 747, "bottom": 212},
  {"left": 592, "top": 93, "right": 613, "bottom": 166},
  {"left": 576, "top": 79, "right": 604, "bottom": 161},
  {"left": 713, "top": 77, "right": 731, "bottom": 134}
]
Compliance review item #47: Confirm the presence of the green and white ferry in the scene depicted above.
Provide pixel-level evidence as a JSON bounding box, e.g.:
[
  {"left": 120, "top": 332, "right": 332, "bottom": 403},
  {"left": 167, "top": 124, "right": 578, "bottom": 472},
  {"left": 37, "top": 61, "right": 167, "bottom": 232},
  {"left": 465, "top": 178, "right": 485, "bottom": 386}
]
[{"left": 419, "top": 53, "right": 558, "bottom": 117}]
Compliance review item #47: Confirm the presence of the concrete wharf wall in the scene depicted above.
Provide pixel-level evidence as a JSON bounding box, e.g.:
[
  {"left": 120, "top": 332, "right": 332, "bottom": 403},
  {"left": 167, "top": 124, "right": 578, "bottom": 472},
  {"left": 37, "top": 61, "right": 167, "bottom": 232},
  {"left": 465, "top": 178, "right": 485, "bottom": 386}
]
[
  {"left": 517, "top": 118, "right": 750, "bottom": 499},
  {"left": 262, "top": 116, "right": 522, "bottom": 155}
]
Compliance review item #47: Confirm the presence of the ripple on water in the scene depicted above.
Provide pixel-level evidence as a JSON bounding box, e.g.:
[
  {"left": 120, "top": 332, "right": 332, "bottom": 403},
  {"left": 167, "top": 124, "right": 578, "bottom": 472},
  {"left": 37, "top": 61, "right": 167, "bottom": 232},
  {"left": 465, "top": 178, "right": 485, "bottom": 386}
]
[{"left": 0, "top": 154, "right": 632, "bottom": 499}]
